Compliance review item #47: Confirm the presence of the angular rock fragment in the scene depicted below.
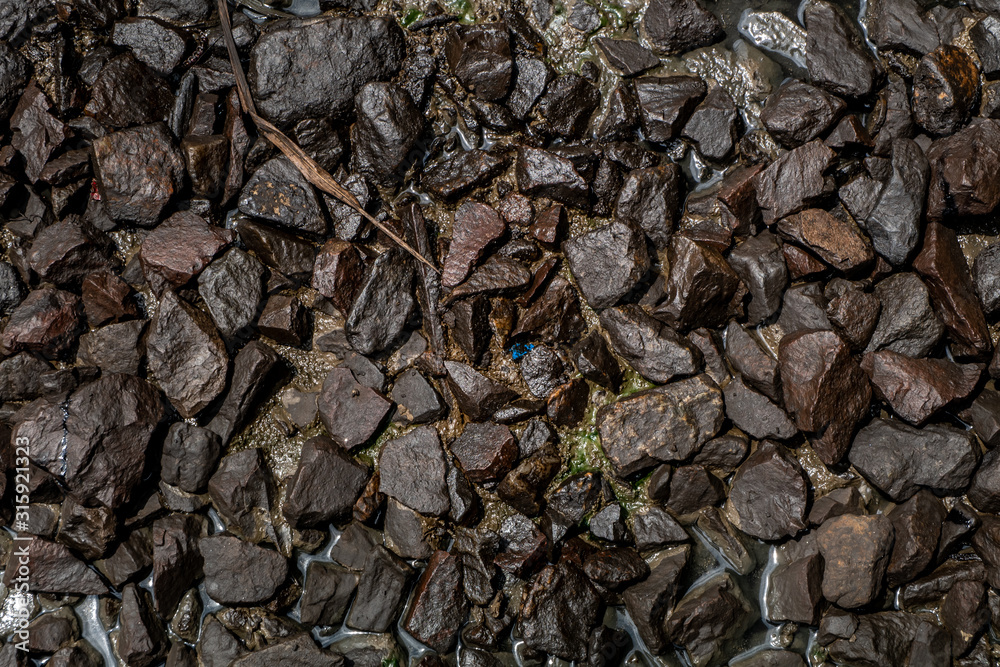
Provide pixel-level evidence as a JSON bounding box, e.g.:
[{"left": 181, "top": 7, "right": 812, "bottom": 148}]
[
  {"left": 850, "top": 418, "right": 979, "bottom": 501},
  {"left": 198, "top": 248, "right": 265, "bottom": 340},
  {"left": 776, "top": 208, "right": 874, "bottom": 274},
  {"left": 140, "top": 211, "right": 233, "bottom": 294},
  {"left": 623, "top": 545, "right": 689, "bottom": 652},
  {"left": 912, "top": 45, "right": 979, "bottom": 136},
  {"left": 650, "top": 235, "right": 740, "bottom": 330},
  {"left": 926, "top": 119, "right": 1000, "bottom": 220},
  {"left": 614, "top": 165, "right": 682, "bottom": 250},
  {"left": 347, "top": 546, "right": 414, "bottom": 632},
  {"left": 443, "top": 202, "right": 506, "bottom": 288},
  {"left": 665, "top": 572, "right": 755, "bottom": 667},
  {"left": 200, "top": 536, "right": 288, "bottom": 605},
  {"left": 151, "top": 514, "right": 203, "bottom": 616},
  {"left": 311, "top": 240, "right": 366, "bottom": 316},
  {"left": 207, "top": 448, "right": 274, "bottom": 544},
  {"left": 444, "top": 360, "right": 518, "bottom": 421},
  {"left": 518, "top": 564, "right": 601, "bottom": 661},
  {"left": 284, "top": 436, "right": 369, "bottom": 528},
  {"left": 118, "top": 584, "right": 168, "bottom": 667},
  {"left": 817, "top": 514, "right": 894, "bottom": 608},
  {"left": 346, "top": 248, "right": 415, "bottom": 355},
  {"left": 778, "top": 329, "right": 871, "bottom": 464},
  {"left": 161, "top": 423, "right": 221, "bottom": 495},
  {"left": 451, "top": 422, "right": 518, "bottom": 485},
  {"left": 300, "top": 561, "right": 358, "bottom": 627},
  {"left": 641, "top": 0, "right": 723, "bottom": 55},
  {"left": 564, "top": 222, "right": 650, "bottom": 309},
  {"left": 249, "top": 15, "right": 405, "bottom": 125},
  {"left": 634, "top": 75, "right": 707, "bottom": 143},
  {"left": 803, "top": 0, "right": 883, "bottom": 98},
  {"left": 537, "top": 74, "right": 601, "bottom": 138},
  {"left": 3, "top": 538, "right": 106, "bottom": 595},
  {"left": 760, "top": 80, "right": 845, "bottom": 147},
  {"left": 865, "top": 139, "right": 929, "bottom": 266},
  {"left": 599, "top": 305, "right": 701, "bottom": 384},
  {"left": 886, "top": 490, "right": 946, "bottom": 587},
  {"left": 257, "top": 293, "right": 308, "bottom": 346},
  {"left": 728, "top": 441, "right": 809, "bottom": 541},
  {"left": 238, "top": 157, "right": 326, "bottom": 235},
  {"left": 92, "top": 123, "right": 185, "bottom": 226},
  {"left": 682, "top": 85, "right": 739, "bottom": 163},
  {"left": 862, "top": 350, "right": 982, "bottom": 424},
  {"left": 866, "top": 272, "right": 944, "bottom": 358},
  {"left": 379, "top": 425, "right": 450, "bottom": 516},
  {"left": 351, "top": 82, "right": 425, "bottom": 186},
  {"left": 422, "top": 150, "right": 507, "bottom": 200},
  {"left": 753, "top": 141, "right": 835, "bottom": 224},
  {"left": 727, "top": 231, "right": 787, "bottom": 324},
  {"left": 446, "top": 23, "right": 512, "bottom": 101},
  {"left": 597, "top": 374, "right": 723, "bottom": 476},
  {"left": 516, "top": 147, "right": 589, "bottom": 209},
  {"left": 766, "top": 552, "right": 823, "bottom": 625},
  {"left": 572, "top": 330, "right": 622, "bottom": 391},
  {"left": 820, "top": 610, "right": 952, "bottom": 666},
  {"left": 403, "top": 550, "right": 468, "bottom": 653},
  {"left": 207, "top": 340, "right": 286, "bottom": 443},
  {"left": 147, "top": 290, "right": 228, "bottom": 419},
  {"left": 85, "top": 54, "right": 173, "bottom": 128},
  {"left": 723, "top": 374, "right": 797, "bottom": 440},
  {"left": 317, "top": 367, "right": 392, "bottom": 450},
  {"left": 825, "top": 279, "right": 880, "bottom": 349},
  {"left": 0, "top": 287, "right": 81, "bottom": 358},
  {"left": 594, "top": 38, "right": 660, "bottom": 77}
]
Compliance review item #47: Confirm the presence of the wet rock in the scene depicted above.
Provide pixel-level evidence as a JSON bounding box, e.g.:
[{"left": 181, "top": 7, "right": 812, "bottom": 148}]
[
  {"left": 782, "top": 244, "right": 827, "bottom": 280},
  {"left": 597, "top": 83, "right": 641, "bottom": 141},
  {"left": 238, "top": 157, "right": 325, "bottom": 235},
  {"left": 817, "top": 514, "right": 894, "bottom": 608},
  {"left": 650, "top": 235, "right": 740, "bottom": 330},
  {"left": 446, "top": 23, "right": 512, "bottom": 101},
  {"left": 564, "top": 222, "right": 650, "bottom": 309},
  {"left": 865, "top": 139, "right": 929, "bottom": 266},
  {"left": 925, "top": 120, "right": 1000, "bottom": 220},
  {"left": 778, "top": 329, "right": 871, "bottom": 465},
  {"left": 866, "top": 0, "right": 939, "bottom": 55},
  {"left": 730, "top": 651, "right": 806, "bottom": 667},
  {"left": 824, "top": 279, "right": 880, "bottom": 349},
  {"left": 160, "top": 423, "right": 221, "bottom": 496},
  {"left": 92, "top": 123, "right": 185, "bottom": 226},
  {"left": 207, "top": 340, "right": 286, "bottom": 443},
  {"left": 495, "top": 512, "right": 548, "bottom": 577},
  {"left": 961, "top": 388, "right": 1000, "bottom": 449},
  {"left": 311, "top": 240, "right": 366, "bottom": 316},
  {"left": 973, "top": 243, "right": 1000, "bottom": 318},
  {"left": 597, "top": 374, "right": 723, "bottom": 476},
  {"left": 198, "top": 248, "right": 265, "bottom": 340},
  {"left": 623, "top": 545, "right": 689, "bottom": 652},
  {"left": 257, "top": 293, "right": 308, "bottom": 346},
  {"left": 723, "top": 374, "right": 797, "bottom": 440},
  {"left": 886, "top": 490, "right": 947, "bottom": 588},
  {"left": 80, "top": 271, "right": 138, "bottom": 327},
  {"left": 753, "top": 140, "right": 836, "bottom": 224},
  {"left": 518, "top": 564, "right": 601, "bottom": 661},
  {"left": 862, "top": 350, "right": 982, "bottom": 424},
  {"left": 300, "top": 561, "right": 358, "bottom": 627},
  {"left": 451, "top": 422, "right": 518, "bottom": 485},
  {"left": 447, "top": 256, "right": 531, "bottom": 303},
  {"left": 866, "top": 272, "right": 944, "bottom": 358},
  {"left": 0, "top": 287, "right": 81, "bottom": 357},
  {"left": 538, "top": 74, "right": 601, "bottom": 138},
  {"left": 0, "top": 260, "right": 25, "bottom": 315},
  {"left": 378, "top": 425, "right": 449, "bottom": 517},
  {"left": 151, "top": 514, "right": 203, "bottom": 616},
  {"left": 498, "top": 449, "right": 561, "bottom": 516},
  {"left": 140, "top": 211, "right": 232, "bottom": 294},
  {"left": 519, "top": 345, "right": 568, "bottom": 398},
  {"left": 12, "top": 84, "right": 68, "bottom": 184},
  {"left": 388, "top": 496, "right": 442, "bottom": 557},
  {"left": 776, "top": 208, "right": 874, "bottom": 274},
  {"left": 511, "top": 273, "right": 586, "bottom": 345},
  {"left": 589, "top": 503, "right": 630, "bottom": 543},
  {"left": 198, "top": 616, "right": 246, "bottom": 667},
  {"left": 573, "top": 330, "right": 622, "bottom": 391},
  {"left": 443, "top": 202, "right": 506, "bottom": 288},
  {"left": 515, "top": 147, "right": 589, "bottom": 209},
  {"left": 444, "top": 360, "right": 518, "bottom": 421},
  {"left": 582, "top": 547, "right": 649, "bottom": 591},
  {"left": 849, "top": 418, "right": 979, "bottom": 501},
  {"left": 229, "top": 635, "right": 333, "bottom": 667},
  {"left": 634, "top": 75, "right": 707, "bottom": 143},
  {"left": 56, "top": 497, "right": 116, "bottom": 559},
  {"left": 972, "top": 16, "right": 1000, "bottom": 77},
  {"left": 249, "top": 15, "right": 404, "bottom": 125},
  {"left": 284, "top": 436, "right": 369, "bottom": 528},
  {"left": 599, "top": 305, "right": 702, "bottom": 384},
  {"left": 727, "top": 231, "right": 788, "bottom": 324},
  {"left": 118, "top": 584, "right": 168, "bottom": 667},
  {"left": 913, "top": 221, "right": 991, "bottom": 358},
  {"left": 803, "top": 0, "right": 882, "bottom": 98},
  {"left": 761, "top": 80, "right": 846, "bottom": 147},
  {"left": 664, "top": 464, "right": 725, "bottom": 516},
  {"left": 347, "top": 545, "right": 414, "bottom": 632},
  {"left": 507, "top": 55, "right": 552, "bottom": 120},
  {"left": 728, "top": 441, "right": 809, "bottom": 541},
  {"left": 912, "top": 45, "right": 979, "bottom": 136},
  {"left": 445, "top": 296, "right": 491, "bottom": 365},
  {"left": 391, "top": 369, "right": 446, "bottom": 424},
  {"left": 681, "top": 85, "right": 739, "bottom": 162},
  {"left": 766, "top": 552, "right": 823, "bottom": 625},
  {"left": 821, "top": 610, "right": 952, "bottom": 666},
  {"left": 26, "top": 607, "right": 79, "bottom": 654},
  {"left": 3, "top": 538, "right": 105, "bottom": 594},
  {"left": 943, "top": 579, "right": 989, "bottom": 657},
  {"left": 664, "top": 572, "right": 755, "bottom": 667},
  {"left": 201, "top": 536, "right": 288, "bottom": 605},
  {"left": 351, "top": 82, "right": 425, "bottom": 186},
  {"left": 595, "top": 38, "right": 660, "bottom": 77},
  {"left": 146, "top": 290, "right": 228, "bottom": 419},
  {"left": 422, "top": 150, "right": 508, "bottom": 201},
  {"left": 403, "top": 550, "right": 467, "bottom": 653},
  {"left": 346, "top": 248, "right": 416, "bottom": 356},
  {"left": 532, "top": 203, "right": 567, "bottom": 248},
  {"left": 641, "top": 0, "right": 723, "bottom": 55},
  {"left": 317, "top": 367, "right": 392, "bottom": 450},
  {"left": 111, "top": 17, "right": 187, "bottom": 76},
  {"left": 969, "top": 448, "right": 1000, "bottom": 514},
  {"left": 95, "top": 528, "right": 152, "bottom": 589},
  {"left": 85, "top": 54, "right": 173, "bottom": 128}
]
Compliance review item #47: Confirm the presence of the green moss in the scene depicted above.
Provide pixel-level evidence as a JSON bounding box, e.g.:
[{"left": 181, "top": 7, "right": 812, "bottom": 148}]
[
  {"left": 356, "top": 421, "right": 409, "bottom": 468},
  {"left": 401, "top": 7, "right": 424, "bottom": 26},
  {"left": 444, "top": 0, "right": 476, "bottom": 23},
  {"left": 619, "top": 368, "right": 655, "bottom": 397}
]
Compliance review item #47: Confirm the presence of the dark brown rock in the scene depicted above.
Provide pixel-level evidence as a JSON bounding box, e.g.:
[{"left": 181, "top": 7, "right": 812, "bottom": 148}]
[
  {"left": 599, "top": 305, "right": 702, "bottom": 384},
  {"left": 347, "top": 545, "right": 414, "bottom": 632},
  {"left": 766, "top": 552, "right": 824, "bottom": 625},
  {"left": 912, "top": 45, "right": 980, "bottom": 136},
  {"left": 817, "top": 514, "right": 894, "bottom": 608},
  {"left": 866, "top": 272, "right": 944, "bottom": 358},
  {"left": 140, "top": 211, "right": 233, "bottom": 294},
  {"left": 753, "top": 140, "right": 836, "bottom": 224},
  {"left": 0, "top": 287, "right": 81, "bottom": 358},
  {"left": 311, "top": 240, "right": 366, "bottom": 316},
  {"left": 257, "top": 293, "right": 308, "bottom": 346},
  {"left": 723, "top": 374, "right": 797, "bottom": 440},
  {"left": 664, "top": 572, "right": 755, "bottom": 667},
  {"left": 622, "top": 545, "right": 689, "bottom": 653},
  {"left": 538, "top": 74, "right": 601, "bottom": 139},
  {"left": 682, "top": 85, "right": 739, "bottom": 162},
  {"left": 379, "top": 425, "right": 450, "bottom": 516},
  {"left": 824, "top": 279, "right": 880, "bottom": 349},
  {"left": 403, "top": 550, "right": 468, "bottom": 653},
  {"left": 444, "top": 360, "right": 518, "bottom": 421},
  {"left": 207, "top": 448, "right": 274, "bottom": 544},
  {"left": 594, "top": 38, "right": 660, "bottom": 77},
  {"left": 85, "top": 53, "right": 173, "bottom": 128},
  {"left": 3, "top": 537, "right": 106, "bottom": 594},
  {"left": 516, "top": 146, "right": 589, "bottom": 209},
  {"left": 317, "top": 367, "right": 392, "bottom": 450},
  {"left": 649, "top": 235, "right": 739, "bottom": 330},
  {"left": 564, "top": 221, "right": 650, "bottom": 310},
  {"left": 862, "top": 350, "right": 982, "bottom": 424},
  {"left": 118, "top": 584, "right": 168, "bottom": 667},
  {"left": 761, "top": 80, "right": 846, "bottom": 147},
  {"left": 200, "top": 535, "right": 288, "bottom": 605},
  {"left": 969, "top": 448, "right": 1000, "bottom": 514},
  {"left": 640, "top": 0, "right": 723, "bottom": 55},
  {"left": 443, "top": 202, "right": 506, "bottom": 288},
  {"left": 597, "top": 374, "right": 723, "bottom": 476},
  {"left": 727, "top": 232, "right": 788, "bottom": 324},
  {"left": 634, "top": 75, "right": 707, "bottom": 143},
  {"left": 346, "top": 248, "right": 416, "bottom": 355},
  {"left": 207, "top": 340, "right": 287, "bottom": 443},
  {"left": 451, "top": 422, "right": 518, "bottom": 485},
  {"left": 238, "top": 156, "right": 325, "bottom": 235},
  {"left": 803, "top": 0, "right": 883, "bottom": 98},
  {"left": 776, "top": 208, "right": 874, "bottom": 274},
  {"left": 284, "top": 436, "right": 369, "bottom": 528},
  {"left": 728, "top": 441, "right": 809, "bottom": 541},
  {"left": 446, "top": 23, "right": 512, "bottom": 101},
  {"left": 300, "top": 561, "right": 358, "bottom": 627},
  {"left": 926, "top": 120, "right": 1000, "bottom": 221},
  {"left": 351, "top": 82, "right": 425, "bottom": 186},
  {"left": 778, "top": 329, "right": 871, "bottom": 465},
  {"left": 518, "top": 564, "right": 601, "bottom": 661},
  {"left": 886, "top": 490, "right": 947, "bottom": 588}
]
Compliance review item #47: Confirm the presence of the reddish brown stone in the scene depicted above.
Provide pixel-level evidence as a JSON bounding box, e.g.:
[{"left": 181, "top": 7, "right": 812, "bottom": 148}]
[
  {"left": 728, "top": 441, "right": 809, "bottom": 541},
  {"left": 81, "top": 270, "right": 139, "bottom": 326},
  {"left": 862, "top": 350, "right": 983, "bottom": 425},
  {"left": 778, "top": 329, "right": 871, "bottom": 465},
  {"left": 649, "top": 235, "right": 740, "bottom": 330},
  {"left": 912, "top": 45, "right": 980, "bottom": 136},
  {"left": 926, "top": 120, "right": 1000, "bottom": 220},
  {"left": 782, "top": 243, "right": 828, "bottom": 280},
  {"left": 531, "top": 203, "right": 566, "bottom": 248},
  {"left": 311, "top": 240, "right": 366, "bottom": 315},
  {"left": 776, "top": 208, "right": 874, "bottom": 274},
  {"left": 442, "top": 201, "right": 506, "bottom": 288},
  {"left": 403, "top": 550, "right": 468, "bottom": 653},
  {"left": 140, "top": 211, "right": 234, "bottom": 294},
  {"left": 0, "top": 287, "right": 81, "bottom": 357},
  {"left": 913, "top": 221, "right": 991, "bottom": 358},
  {"left": 450, "top": 422, "right": 518, "bottom": 484},
  {"left": 817, "top": 514, "right": 895, "bottom": 609}
]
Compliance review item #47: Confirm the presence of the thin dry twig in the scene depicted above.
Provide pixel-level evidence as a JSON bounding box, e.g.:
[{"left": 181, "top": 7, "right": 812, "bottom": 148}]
[{"left": 215, "top": 0, "right": 438, "bottom": 272}]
